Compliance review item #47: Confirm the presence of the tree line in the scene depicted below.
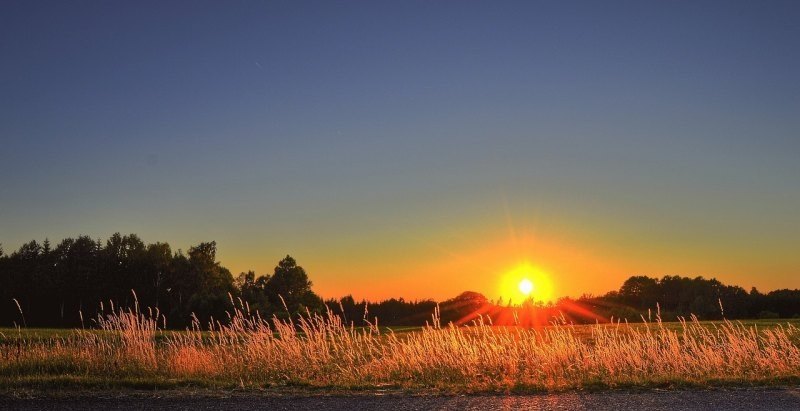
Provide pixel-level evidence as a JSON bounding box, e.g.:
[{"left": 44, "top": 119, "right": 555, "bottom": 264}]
[
  {"left": 329, "top": 276, "right": 800, "bottom": 327},
  {"left": 2, "top": 234, "right": 800, "bottom": 328},
  {"left": 0, "top": 234, "right": 322, "bottom": 328},
  {"left": 587, "top": 275, "right": 800, "bottom": 321}
]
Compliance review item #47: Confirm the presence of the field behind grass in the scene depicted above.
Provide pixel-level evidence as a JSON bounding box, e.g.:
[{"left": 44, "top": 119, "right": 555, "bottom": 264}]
[
  {"left": 2, "top": 308, "right": 800, "bottom": 393},
  {"left": 2, "top": 319, "right": 797, "bottom": 347}
]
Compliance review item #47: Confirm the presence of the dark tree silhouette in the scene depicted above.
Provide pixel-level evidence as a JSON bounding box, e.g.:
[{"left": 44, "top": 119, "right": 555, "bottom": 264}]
[
  {"left": 235, "top": 270, "right": 272, "bottom": 315},
  {"left": 264, "top": 255, "right": 323, "bottom": 316}
]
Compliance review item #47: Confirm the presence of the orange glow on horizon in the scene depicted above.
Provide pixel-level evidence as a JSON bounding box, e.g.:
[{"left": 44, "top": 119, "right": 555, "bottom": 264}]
[
  {"left": 239, "top": 221, "right": 637, "bottom": 303},
  {"left": 293, "top": 228, "right": 636, "bottom": 302}
]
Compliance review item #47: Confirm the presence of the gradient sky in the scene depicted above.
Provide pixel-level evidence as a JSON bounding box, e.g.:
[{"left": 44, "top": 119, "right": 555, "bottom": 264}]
[{"left": 1, "top": 1, "right": 799, "bottom": 302}]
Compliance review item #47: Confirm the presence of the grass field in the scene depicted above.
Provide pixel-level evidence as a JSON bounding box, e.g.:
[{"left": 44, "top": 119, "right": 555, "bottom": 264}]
[{"left": 1, "top": 306, "right": 799, "bottom": 393}]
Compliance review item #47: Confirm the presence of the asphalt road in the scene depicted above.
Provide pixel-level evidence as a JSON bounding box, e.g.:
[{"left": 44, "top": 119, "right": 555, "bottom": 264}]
[{"left": 2, "top": 387, "right": 800, "bottom": 410}]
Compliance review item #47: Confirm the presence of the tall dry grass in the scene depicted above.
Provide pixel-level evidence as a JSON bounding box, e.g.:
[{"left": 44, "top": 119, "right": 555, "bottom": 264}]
[{"left": 2, "top": 299, "right": 799, "bottom": 391}]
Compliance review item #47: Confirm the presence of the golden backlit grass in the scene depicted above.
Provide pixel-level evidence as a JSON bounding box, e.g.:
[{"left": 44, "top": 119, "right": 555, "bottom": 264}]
[{"left": 2, "top": 302, "right": 799, "bottom": 392}]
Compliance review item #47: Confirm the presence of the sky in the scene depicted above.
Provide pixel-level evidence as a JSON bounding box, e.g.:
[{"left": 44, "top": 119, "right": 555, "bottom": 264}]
[{"left": 1, "top": 1, "right": 799, "bottom": 302}]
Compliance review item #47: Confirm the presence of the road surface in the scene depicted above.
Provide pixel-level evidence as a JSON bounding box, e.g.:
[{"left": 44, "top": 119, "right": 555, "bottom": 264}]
[{"left": 3, "top": 387, "right": 800, "bottom": 410}]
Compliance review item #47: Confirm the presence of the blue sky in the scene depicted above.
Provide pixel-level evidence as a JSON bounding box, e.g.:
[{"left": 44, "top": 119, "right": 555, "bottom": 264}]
[{"left": 1, "top": 1, "right": 799, "bottom": 300}]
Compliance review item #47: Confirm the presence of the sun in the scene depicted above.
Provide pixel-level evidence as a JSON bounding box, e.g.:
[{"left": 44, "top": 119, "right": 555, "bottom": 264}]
[
  {"left": 518, "top": 278, "right": 534, "bottom": 296},
  {"left": 499, "top": 262, "right": 554, "bottom": 303}
]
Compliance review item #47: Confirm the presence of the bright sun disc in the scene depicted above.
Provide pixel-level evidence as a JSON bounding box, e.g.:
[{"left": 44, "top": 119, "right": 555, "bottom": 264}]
[
  {"left": 518, "top": 279, "right": 533, "bottom": 295},
  {"left": 499, "top": 262, "right": 555, "bottom": 303}
]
